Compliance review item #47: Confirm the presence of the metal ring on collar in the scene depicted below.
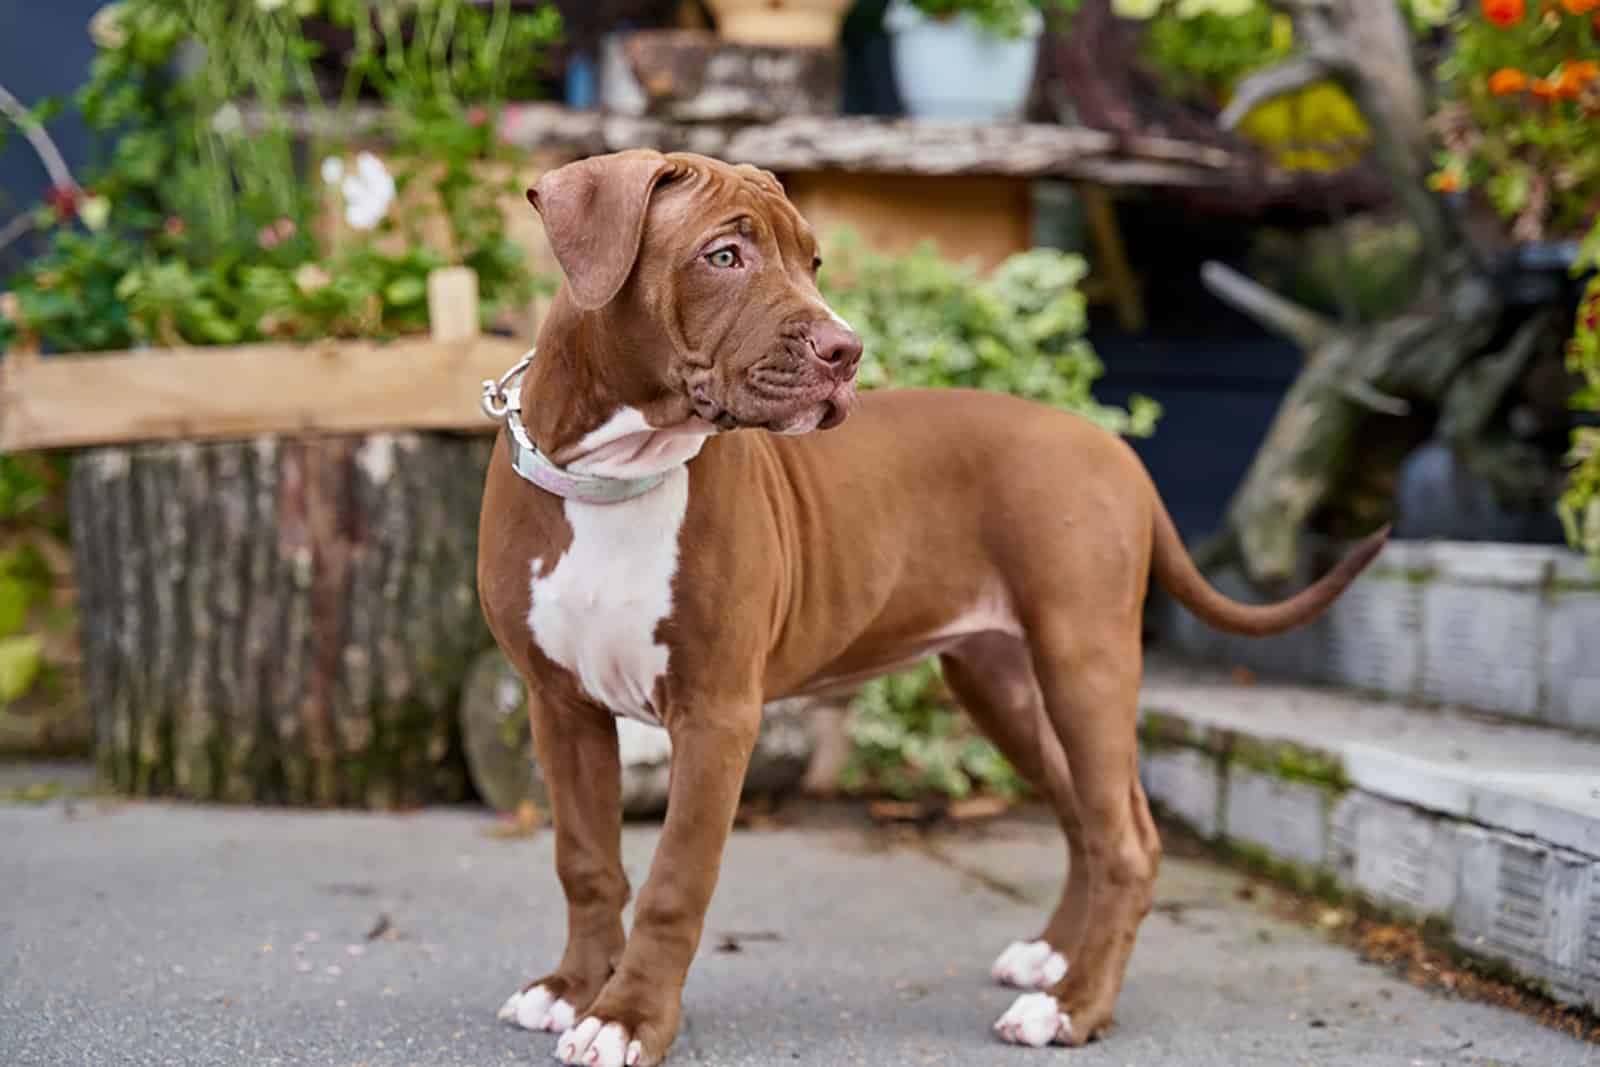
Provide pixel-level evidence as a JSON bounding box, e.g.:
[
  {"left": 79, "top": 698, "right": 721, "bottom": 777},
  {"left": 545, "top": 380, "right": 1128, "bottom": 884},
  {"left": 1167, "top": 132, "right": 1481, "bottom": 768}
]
[{"left": 481, "top": 347, "right": 536, "bottom": 422}]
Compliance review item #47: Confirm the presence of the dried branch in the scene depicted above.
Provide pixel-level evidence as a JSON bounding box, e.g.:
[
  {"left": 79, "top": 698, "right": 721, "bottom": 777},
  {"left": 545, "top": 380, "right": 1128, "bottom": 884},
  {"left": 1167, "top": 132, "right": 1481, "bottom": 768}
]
[
  {"left": 1200, "top": 260, "right": 1333, "bottom": 351},
  {"left": 1217, "top": 56, "right": 1336, "bottom": 132},
  {"left": 1339, "top": 379, "right": 1411, "bottom": 416},
  {"left": 0, "top": 81, "right": 76, "bottom": 192}
]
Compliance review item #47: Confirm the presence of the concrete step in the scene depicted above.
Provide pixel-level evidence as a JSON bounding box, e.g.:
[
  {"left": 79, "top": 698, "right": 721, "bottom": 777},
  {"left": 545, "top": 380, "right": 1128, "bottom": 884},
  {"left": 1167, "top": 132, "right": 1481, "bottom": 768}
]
[
  {"left": 1165, "top": 540, "right": 1600, "bottom": 734},
  {"left": 1138, "top": 654, "right": 1600, "bottom": 1013}
]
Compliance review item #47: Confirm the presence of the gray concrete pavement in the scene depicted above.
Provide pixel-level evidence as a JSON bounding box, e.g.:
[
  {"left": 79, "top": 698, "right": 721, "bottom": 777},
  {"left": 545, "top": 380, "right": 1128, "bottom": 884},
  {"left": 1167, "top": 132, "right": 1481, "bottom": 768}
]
[{"left": 2, "top": 800, "right": 1594, "bottom": 1067}]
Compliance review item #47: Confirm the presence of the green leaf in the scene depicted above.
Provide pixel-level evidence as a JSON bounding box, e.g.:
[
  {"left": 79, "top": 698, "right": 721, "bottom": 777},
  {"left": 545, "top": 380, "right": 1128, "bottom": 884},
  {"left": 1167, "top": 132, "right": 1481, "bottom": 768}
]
[
  {"left": 0, "top": 575, "right": 31, "bottom": 637},
  {"left": 0, "top": 635, "right": 43, "bottom": 704},
  {"left": 383, "top": 275, "right": 427, "bottom": 307}
]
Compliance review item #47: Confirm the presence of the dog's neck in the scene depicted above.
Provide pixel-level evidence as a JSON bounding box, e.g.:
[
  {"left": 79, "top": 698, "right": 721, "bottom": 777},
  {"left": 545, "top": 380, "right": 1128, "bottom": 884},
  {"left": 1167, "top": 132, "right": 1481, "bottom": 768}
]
[{"left": 520, "top": 300, "right": 713, "bottom": 483}]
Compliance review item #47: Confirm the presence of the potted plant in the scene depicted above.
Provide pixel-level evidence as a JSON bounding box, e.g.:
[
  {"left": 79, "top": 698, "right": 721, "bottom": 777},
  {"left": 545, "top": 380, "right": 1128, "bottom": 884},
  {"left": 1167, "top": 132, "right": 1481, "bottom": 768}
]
[
  {"left": 704, "top": 0, "right": 857, "bottom": 48},
  {"left": 883, "top": 0, "right": 1052, "bottom": 120}
]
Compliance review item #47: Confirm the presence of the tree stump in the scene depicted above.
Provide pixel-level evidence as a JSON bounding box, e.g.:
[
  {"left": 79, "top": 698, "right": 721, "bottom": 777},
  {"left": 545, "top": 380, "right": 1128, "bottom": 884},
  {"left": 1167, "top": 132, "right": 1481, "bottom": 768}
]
[
  {"left": 70, "top": 432, "right": 494, "bottom": 807},
  {"left": 459, "top": 646, "right": 820, "bottom": 817}
]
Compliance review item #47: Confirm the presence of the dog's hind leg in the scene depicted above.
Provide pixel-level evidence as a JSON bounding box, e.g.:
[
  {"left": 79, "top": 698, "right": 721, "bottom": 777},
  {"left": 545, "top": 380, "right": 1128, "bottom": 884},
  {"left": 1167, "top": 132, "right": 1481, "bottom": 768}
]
[
  {"left": 993, "top": 616, "right": 1160, "bottom": 1048},
  {"left": 940, "top": 634, "right": 1088, "bottom": 991}
]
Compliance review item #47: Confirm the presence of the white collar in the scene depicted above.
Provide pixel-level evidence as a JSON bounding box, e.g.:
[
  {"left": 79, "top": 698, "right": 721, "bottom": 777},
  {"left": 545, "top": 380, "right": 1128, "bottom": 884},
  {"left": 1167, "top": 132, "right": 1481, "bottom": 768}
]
[{"left": 481, "top": 349, "right": 675, "bottom": 505}]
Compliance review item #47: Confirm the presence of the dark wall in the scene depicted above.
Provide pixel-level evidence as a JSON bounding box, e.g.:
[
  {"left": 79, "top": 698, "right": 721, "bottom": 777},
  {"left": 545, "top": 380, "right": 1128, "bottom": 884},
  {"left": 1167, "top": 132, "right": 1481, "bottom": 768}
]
[
  {"left": 0, "top": 0, "right": 102, "bottom": 272},
  {"left": 1087, "top": 196, "right": 1301, "bottom": 542}
]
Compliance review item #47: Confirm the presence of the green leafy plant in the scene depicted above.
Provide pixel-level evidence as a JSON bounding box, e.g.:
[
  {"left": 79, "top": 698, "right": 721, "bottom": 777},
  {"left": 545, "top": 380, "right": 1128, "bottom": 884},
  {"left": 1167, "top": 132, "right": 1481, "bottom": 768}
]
[
  {"left": 821, "top": 236, "right": 1157, "bottom": 798},
  {"left": 2, "top": 0, "right": 562, "bottom": 353},
  {"left": 903, "top": 0, "right": 1073, "bottom": 40},
  {"left": 841, "top": 663, "right": 1028, "bottom": 800},
  {"left": 1559, "top": 219, "right": 1600, "bottom": 555},
  {"left": 821, "top": 233, "right": 1160, "bottom": 437},
  {"left": 1134, "top": 0, "right": 1283, "bottom": 102}
]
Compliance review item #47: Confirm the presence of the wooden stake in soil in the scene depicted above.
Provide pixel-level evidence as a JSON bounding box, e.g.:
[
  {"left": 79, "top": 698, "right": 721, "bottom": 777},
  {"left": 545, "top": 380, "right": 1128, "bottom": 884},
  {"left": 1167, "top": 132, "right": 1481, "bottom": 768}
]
[{"left": 427, "top": 266, "right": 481, "bottom": 344}]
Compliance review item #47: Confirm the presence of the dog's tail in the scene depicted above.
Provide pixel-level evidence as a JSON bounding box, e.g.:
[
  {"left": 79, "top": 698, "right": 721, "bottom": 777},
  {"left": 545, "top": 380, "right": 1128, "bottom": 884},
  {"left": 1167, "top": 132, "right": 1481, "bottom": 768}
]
[{"left": 1150, "top": 495, "right": 1389, "bottom": 638}]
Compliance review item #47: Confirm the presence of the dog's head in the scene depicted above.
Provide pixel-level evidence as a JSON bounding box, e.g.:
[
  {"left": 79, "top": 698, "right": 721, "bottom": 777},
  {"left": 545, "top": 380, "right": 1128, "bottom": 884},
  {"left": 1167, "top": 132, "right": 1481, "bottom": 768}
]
[{"left": 529, "top": 150, "right": 861, "bottom": 435}]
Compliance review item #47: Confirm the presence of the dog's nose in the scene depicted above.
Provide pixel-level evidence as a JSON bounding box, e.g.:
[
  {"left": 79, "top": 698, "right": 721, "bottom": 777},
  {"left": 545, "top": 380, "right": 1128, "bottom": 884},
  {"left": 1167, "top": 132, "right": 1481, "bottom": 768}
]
[{"left": 810, "top": 320, "right": 863, "bottom": 380}]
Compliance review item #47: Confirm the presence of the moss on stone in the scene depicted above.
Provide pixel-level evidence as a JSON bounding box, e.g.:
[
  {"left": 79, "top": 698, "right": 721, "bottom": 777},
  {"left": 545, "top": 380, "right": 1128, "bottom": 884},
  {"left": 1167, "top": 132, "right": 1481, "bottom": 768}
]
[
  {"left": 1228, "top": 734, "right": 1350, "bottom": 792},
  {"left": 1138, "top": 708, "right": 1197, "bottom": 751}
]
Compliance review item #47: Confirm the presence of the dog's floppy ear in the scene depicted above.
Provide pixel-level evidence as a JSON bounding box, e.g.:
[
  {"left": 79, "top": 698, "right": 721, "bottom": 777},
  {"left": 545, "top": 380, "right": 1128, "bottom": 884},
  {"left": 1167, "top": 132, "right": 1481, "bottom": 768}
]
[{"left": 528, "top": 151, "right": 677, "bottom": 312}]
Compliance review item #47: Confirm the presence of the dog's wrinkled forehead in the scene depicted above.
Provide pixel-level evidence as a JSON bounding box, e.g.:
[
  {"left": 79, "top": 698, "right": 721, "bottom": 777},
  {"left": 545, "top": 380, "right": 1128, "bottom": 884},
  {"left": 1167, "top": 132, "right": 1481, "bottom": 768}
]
[
  {"left": 646, "top": 155, "right": 815, "bottom": 256},
  {"left": 528, "top": 150, "right": 814, "bottom": 313}
]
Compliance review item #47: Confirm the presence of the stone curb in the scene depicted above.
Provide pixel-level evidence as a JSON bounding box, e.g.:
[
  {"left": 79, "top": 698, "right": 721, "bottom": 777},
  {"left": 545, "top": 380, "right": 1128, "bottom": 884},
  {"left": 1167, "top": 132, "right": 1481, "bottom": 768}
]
[
  {"left": 1138, "top": 703, "right": 1600, "bottom": 1013},
  {"left": 1167, "top": 541, "right": 1600, "bottom": 733}
]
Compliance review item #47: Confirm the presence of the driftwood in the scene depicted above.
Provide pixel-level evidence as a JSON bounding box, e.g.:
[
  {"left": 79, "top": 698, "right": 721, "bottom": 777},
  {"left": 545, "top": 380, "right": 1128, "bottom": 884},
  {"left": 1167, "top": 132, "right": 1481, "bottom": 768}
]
[
  {"left": 493, "top": 104, "right": 1241, "bottom": 186},
  {"left": 1200, "top": 0, "right": 1510, "bottom": 585},
  {"left": 71, "top": 432, "right": 494, "bottom": 806}
]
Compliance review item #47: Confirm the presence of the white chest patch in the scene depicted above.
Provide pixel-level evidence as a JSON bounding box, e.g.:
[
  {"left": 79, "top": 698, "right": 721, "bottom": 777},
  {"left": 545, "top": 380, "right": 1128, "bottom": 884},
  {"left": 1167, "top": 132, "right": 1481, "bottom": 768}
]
[{"left": 527, "top": 409, "right": 698, "bottom": 726}]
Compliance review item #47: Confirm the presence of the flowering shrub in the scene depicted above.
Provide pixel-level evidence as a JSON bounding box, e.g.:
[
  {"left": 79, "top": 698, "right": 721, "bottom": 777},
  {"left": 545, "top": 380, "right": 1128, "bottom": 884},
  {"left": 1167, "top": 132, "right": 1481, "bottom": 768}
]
[
  {"left": 0, "top": 0, "right": 561, "bottom": 353},
  {"left": 1433, "top": 0, "right": 1600, "bottom": 239},
  {"left": 1559, "top": 219, "right": 1600, "bottom": 555}
]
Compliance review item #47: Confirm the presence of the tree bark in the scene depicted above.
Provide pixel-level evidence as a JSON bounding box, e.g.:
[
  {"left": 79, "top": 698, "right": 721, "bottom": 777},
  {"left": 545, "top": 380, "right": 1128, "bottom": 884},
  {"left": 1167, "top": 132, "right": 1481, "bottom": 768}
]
[{"left": 70, "top": 432, "right": 494, "bottom": 807}]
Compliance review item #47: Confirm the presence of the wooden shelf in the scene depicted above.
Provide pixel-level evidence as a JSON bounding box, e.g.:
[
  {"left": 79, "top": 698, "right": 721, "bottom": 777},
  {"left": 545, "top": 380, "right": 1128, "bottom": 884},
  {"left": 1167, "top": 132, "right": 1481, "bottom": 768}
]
[{"left": 497, "top": 104, "right": 1239, "bottom": 187}]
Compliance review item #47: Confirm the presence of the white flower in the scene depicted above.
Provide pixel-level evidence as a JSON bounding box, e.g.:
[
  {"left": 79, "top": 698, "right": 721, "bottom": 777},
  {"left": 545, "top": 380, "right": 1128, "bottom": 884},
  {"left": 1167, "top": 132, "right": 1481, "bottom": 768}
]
[
  {"left": 79, "top": 195, "right": 111, "bottom": 232},
  {"left": 294, "top": 263, "right": 332, "bottom": 294},
  {"left": 210, "top": 103, "right": 242, "bottom": 136},
  {"left": 1111, "top": 0, "right": 1163, "bottom": 17},
  {"left": 1410, "top": 0, "right": 1457, "bottom": 26},
  {"left": 89, "top": 3, "right": 128, "bottom": 49},
  {"left": 320, "top": 156, "right": 344, "bottom": 185},
  {"left": 339, "top": 151, "right": 395, "bottom": 231}
]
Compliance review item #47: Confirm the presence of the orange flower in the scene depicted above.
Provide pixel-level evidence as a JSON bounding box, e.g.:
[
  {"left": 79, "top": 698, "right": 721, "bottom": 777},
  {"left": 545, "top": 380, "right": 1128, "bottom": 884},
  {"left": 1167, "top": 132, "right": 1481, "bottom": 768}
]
[
  {"left": 1565, "top": 60, "right": 1600, "bottom": 84},
  {"left": 1429, "top": 171, "right": 1461, "bottom": 193},
  {"left": 1560, "top": 0, "right": 1598, "bottom": 13},
  {"left": 1484, "top": 0, "right": 1525, "bottom": 23},
  {"left": 1552, "top": 63, "right": 1594, "bottom": 98},
  {"left": 1531, "top": 76, "right": 1562, "bottom": 100},
  {"left": 1489, "top": 68, "right": 1529, "bottom": 94}
]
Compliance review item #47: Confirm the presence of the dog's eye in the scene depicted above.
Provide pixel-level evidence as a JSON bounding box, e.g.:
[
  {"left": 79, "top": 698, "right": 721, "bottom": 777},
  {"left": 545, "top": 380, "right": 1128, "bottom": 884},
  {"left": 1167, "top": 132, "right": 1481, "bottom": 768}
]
[
  {"left": 706, "top": 247, "right": 741, "bottom": 269},
  {"left": 811, "top": 256, "right": 822, "bottom": 273}
]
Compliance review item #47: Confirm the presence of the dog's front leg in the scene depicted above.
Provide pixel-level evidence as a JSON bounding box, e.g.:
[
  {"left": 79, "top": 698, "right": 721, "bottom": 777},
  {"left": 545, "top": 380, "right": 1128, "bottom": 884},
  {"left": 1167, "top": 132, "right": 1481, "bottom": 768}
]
[
  {"left": 501, "top": 690, "right": 628, "bottom": 1034},
  {"left": 556, "top": 704, "right": 761, "bottom": 1067}
]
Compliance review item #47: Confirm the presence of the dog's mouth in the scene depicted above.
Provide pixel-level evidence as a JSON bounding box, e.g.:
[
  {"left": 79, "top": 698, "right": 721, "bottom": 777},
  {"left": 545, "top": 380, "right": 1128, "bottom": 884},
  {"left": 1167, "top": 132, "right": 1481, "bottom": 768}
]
[{"left": 690, "top": 376, "right": 855, "bottom": 435}]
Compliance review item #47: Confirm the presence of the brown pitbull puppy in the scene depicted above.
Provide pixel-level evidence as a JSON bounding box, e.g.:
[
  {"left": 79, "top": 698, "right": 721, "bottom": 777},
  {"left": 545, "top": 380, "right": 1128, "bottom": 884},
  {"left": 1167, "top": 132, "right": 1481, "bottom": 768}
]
[{"left": 476, "top": 149, "right": 1387, "bottom": 1066}]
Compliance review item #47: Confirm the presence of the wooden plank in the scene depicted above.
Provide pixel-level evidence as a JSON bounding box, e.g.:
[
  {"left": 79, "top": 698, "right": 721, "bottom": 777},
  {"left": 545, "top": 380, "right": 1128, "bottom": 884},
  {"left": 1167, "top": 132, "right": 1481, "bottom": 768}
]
[
  {"left": 727, "top": 117, "right": 1234, "bottom": 181},
  {"left": 783, "top": 171, "right": 1031, "bottom": 274},
  {"left": 0, "top": 335, "right": 528, "bottom": 452}
]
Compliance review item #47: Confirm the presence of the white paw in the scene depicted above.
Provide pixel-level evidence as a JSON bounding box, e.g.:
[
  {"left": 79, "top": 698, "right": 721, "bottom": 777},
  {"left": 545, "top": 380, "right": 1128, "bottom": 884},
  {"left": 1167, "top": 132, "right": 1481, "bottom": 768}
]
[
  {"left": 993, "top": 992, "right": 1073, "bottom": 1047},
  {"left": 556, "top": 1017, "right": 643, "bottom": 1067},
  {"left": 990, "top": 939, "right": 1068, "bottom": 990},
  {"left": 498, "top": 984, "right": 576, "bottom": 1032}
]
